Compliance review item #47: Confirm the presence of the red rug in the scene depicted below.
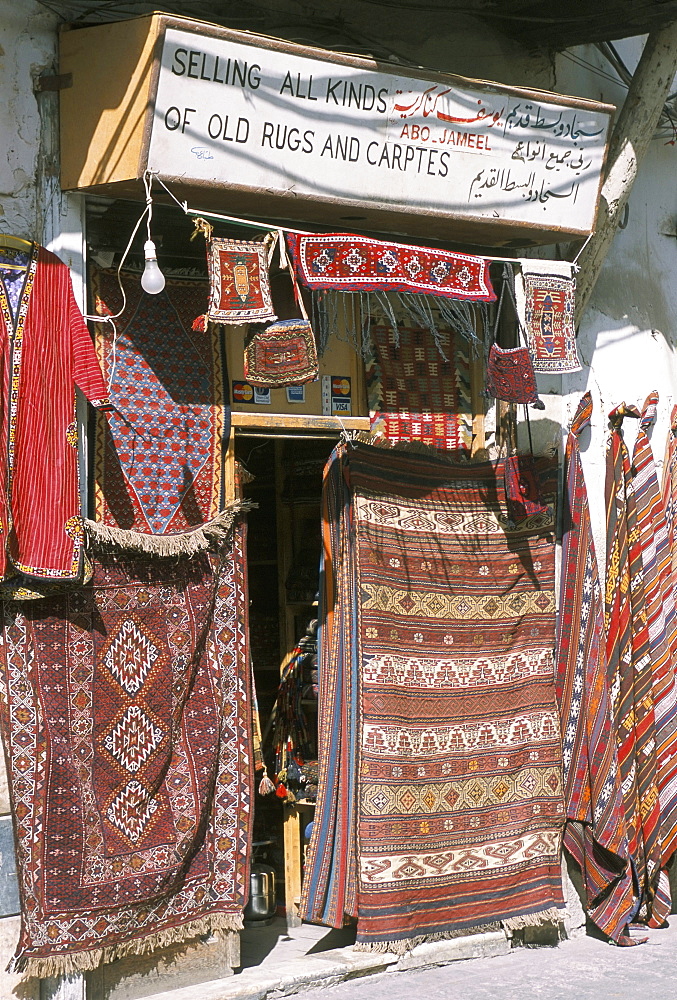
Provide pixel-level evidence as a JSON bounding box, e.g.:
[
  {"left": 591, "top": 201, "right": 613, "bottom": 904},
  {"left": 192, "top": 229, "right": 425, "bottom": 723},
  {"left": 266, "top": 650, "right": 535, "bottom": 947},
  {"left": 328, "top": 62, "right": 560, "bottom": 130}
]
[
  {"left": 287, "top": 233, "right": 495, "bottom": 301},
  {"left": 0, "top": 529, "right": 252, "bottom": 976},
  {"left": 366, "top": 324, "right": 472, "bottom": 451}
]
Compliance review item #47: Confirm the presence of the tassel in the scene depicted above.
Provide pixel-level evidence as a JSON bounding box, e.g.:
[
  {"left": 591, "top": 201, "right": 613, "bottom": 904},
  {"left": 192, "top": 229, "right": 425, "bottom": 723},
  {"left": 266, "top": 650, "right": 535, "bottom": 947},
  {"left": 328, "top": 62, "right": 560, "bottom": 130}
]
[
  {"left": 258, "top": 767, "right": 276, "bottom": 796},
  {"left": 275, "top": 782, "right": 288, "bottom": 799},
  {"left": 190, "top": 217, "right": 214, "bottom": 242},
  {"left": 192, "top": 313, "right": 207, "bottom": 332}
]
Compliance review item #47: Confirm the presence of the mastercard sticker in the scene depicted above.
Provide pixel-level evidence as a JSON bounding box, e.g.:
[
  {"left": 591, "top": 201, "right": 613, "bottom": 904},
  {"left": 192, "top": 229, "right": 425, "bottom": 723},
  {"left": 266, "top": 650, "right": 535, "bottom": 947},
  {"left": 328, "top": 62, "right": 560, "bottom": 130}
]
[
  {"left": 232, "top": 381, "right": 254, "bottom": 404},
  {"left": 322, "top": 375, "right": 352, "bottom": 416}
]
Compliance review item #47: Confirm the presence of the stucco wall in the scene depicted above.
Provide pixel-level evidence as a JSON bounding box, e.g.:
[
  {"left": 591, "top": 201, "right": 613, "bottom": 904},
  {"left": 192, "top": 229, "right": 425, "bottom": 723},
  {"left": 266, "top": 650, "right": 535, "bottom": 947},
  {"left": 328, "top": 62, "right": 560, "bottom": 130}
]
[
  {"left": 554, "top": 38, "right": 677, "bottom": 568},
  {"left": 0, "top": 0, "right": 59, "bottom": 240}
]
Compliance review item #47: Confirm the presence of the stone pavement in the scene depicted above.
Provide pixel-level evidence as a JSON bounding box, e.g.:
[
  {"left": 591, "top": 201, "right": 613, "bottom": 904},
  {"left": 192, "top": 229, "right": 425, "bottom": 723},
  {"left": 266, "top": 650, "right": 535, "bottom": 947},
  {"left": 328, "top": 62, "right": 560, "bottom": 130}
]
[{"left": 288, "top": 921, "right": 677, "bottom": 1000}]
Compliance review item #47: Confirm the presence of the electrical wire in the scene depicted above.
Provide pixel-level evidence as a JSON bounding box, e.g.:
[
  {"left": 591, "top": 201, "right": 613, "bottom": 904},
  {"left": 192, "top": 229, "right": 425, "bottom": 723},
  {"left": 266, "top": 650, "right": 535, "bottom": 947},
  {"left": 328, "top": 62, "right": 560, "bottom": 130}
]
[{"left": 83, "top": 169, "right": 156, "bottom": 391}]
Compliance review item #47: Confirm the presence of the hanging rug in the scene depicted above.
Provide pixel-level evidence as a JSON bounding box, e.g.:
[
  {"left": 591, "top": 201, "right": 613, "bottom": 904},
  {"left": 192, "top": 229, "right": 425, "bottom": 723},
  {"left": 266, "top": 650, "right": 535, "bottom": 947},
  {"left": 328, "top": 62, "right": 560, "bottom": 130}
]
[
  {"left": 206, "top": 237, "right": 277, "bottom": 325},
  {"left": 0, "top": 526, "right": 252, "bottom": 978},
  {"left": 518, "top": 267, "right": 581, "bottom": 374},
  {"left": 92, "top": 268, "right": 228, "bottom": 535},
  {"left": 286, "top": 233, "right": 496, "bottom": 302},
  {"left": 366, "top": 322, "right": 472, "bottom": 451},
  {"left": 302, "top": 442, "right": 565, "bottom": 951}
]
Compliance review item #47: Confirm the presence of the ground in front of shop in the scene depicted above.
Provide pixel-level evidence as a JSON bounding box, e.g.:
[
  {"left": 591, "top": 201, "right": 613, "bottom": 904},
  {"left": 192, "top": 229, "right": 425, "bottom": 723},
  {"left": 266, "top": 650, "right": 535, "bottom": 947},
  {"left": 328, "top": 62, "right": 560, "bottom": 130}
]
[{"left": 138, "top": 916, "right": 516, "bottom": 1000}]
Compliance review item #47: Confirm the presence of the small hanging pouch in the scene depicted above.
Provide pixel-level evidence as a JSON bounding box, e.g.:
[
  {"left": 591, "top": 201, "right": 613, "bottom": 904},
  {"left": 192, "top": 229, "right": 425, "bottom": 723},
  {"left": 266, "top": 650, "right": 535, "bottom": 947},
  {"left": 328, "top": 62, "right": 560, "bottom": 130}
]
[
  {"left": 244, "top": 233, "right": 319, "bottom": 387},
  {"left": 244, "top": 319, "right": 318, "bottom": 387},
  {"left": 486, "top": 265, "right": 544, "bottom": 409},
  {"left": 503, "top": 453, "right": 549, "bottom": 522}
]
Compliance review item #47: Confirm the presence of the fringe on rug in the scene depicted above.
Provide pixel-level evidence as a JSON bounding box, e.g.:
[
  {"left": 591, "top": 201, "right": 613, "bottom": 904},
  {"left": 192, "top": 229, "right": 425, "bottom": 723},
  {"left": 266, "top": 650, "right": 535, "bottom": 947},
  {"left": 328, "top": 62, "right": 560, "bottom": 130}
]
[
  {"left": 9, "top": 913, "right": 244, "bottom": 978},
  {"left": 83, "top": 501, "right": 255, "bottom": 559},
  {"left": 502, "top": 906, "right": 566, "bottom": 931},
  {"left": 311, "top": 290, "right": 486, "bottom": 360},
  {"left": 353, "top": 922, "right": 502, "bottom": 957},
  {"left": 356, "top": 431, "right": 479, "bottom": 462}
]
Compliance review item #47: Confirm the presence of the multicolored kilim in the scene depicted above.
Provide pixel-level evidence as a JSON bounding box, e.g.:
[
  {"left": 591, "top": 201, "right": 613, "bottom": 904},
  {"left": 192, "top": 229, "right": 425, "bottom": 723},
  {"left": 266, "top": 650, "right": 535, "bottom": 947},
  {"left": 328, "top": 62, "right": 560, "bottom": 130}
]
[
  {"left": 631, "top": 392, "right": 677, "bottom": 923},
  {"left": 521, "top": 271, "right": 581, "bottom": 374},
  {"left": 605, "top": 404, "right": 662, "bottom": 924},
  {"left": 556, "top": 392, "right": 633, "bottom": 944},
  {"left": 92, "top": 269, "right": 229, "bottom": 534},
  {"left": 0, "top": 532, "right": 252, "bottom": 976},
  {"left": 661, "top": 405, "right": 677, "bottom": 641},
  {"left": 366, "top": 324, "right": 472, "bottom": 451},
  {"left": 244, "top": 319, "right": 318, "bottom": 386},
  {"left": 287, "top": 233, "right": 496, "bottom": 301},
  {"left": 303, "top": 442, "right": 565, "bottom": 950},
  {"left": 206, "top": 237, "right": 277, "bottom": 325}
]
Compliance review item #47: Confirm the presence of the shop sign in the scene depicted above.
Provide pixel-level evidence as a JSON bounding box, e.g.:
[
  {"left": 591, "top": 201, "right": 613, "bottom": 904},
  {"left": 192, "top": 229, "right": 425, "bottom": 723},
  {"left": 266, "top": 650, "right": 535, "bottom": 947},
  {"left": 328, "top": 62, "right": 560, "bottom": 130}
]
[{"left": 148, "top": 26, "right": 612, "bottom": 236}]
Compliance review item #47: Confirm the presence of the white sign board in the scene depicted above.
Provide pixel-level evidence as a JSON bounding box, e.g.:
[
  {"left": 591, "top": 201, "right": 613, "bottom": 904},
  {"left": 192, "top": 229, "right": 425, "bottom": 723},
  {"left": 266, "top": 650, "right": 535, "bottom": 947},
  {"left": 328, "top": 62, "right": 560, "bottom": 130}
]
[{"left": 148, "top": 27, "right": 611, "bottom": 236}]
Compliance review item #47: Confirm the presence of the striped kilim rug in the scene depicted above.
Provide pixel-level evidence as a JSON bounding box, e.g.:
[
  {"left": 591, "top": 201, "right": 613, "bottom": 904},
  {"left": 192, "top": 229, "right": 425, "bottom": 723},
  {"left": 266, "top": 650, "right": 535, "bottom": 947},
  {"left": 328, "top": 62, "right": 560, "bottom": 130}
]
[
  {"left": 302, "top": 442, "right": 565, "bottom": 951},
  {"left": 631, "top": 392, "right": 677, "bottom": 924},
  {"left": 0, "top": 528, "right": 252, "bottom": 977},
  {"left": 556, "top": 393, "right": 633, "bottom": 944},
  {"left": 366, "top": 324, "right": 472, "bottom": 452},
  {"left": 605, "top": 405, "right": 661, "bottom": 925}
]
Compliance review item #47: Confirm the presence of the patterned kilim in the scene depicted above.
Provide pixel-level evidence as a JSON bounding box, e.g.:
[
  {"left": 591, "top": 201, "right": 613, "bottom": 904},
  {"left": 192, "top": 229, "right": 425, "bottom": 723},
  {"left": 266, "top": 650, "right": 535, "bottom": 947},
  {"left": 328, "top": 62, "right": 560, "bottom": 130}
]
[
  {"left": 244, "top": 319, "right": 318, "bottom": 386},
  {"left": 286, "top": 233, "right": 496, "bottom": 301},
  {"left": 661, "top": 405, "right": 677, "bottom": 646},
  {"left": 662, "top": 407, "right": 677, "bottom": 580},
  {"left": 0, "top": 533, "right": 252, "bottom": 976},
  {"left": 605, "top": 405, "right": 662, "bottom": 925},
  {"left": 631, "top": 392, "right": 677, "bottom": 924},
  {"left": 206, "top": 238, "right": 277, "bottom": 324},
  {"left": 92, "top": 269, "right": 229, "bottom": 533},
  {"left": 556, "top": 393, "right": 633, "bottom": 944},
  {"left": 302, "top": 442, "right": 566, "bottom": 950},
  {"left": 522, "top": 271, "right": 581, "bottom": 374},
  {"left": 366, "top": 324, "right": 472, "bottom": 451}
]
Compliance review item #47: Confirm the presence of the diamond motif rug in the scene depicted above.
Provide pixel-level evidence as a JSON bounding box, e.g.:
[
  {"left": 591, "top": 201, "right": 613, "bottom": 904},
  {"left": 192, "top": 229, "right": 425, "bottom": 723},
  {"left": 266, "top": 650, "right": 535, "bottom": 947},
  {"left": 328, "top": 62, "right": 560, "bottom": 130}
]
[
  {"left": 92, "top": 269, "right": 229, "bottom": 533},
  {"left": 287, "top": 233, "right": 495, "bottom": 301},
  {"left": 519, "top": 269, "right": 581, "bottom": 374},
  {"left": 302, "top": 442, "right": 565, "bottom": 951},
  {"left": 366, "top": 324, "right": 472, "bottom": 451},
  {"left": 0, "top": 529, "right": 252, "bottom": 976}
]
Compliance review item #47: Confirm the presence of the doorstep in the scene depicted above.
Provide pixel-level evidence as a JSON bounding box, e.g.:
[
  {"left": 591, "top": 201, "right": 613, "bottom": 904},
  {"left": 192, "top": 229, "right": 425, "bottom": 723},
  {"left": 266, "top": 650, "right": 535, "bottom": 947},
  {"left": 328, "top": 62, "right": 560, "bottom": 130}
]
[{"left": 138, "top": 919, "right": 512, "bottom": 1000}]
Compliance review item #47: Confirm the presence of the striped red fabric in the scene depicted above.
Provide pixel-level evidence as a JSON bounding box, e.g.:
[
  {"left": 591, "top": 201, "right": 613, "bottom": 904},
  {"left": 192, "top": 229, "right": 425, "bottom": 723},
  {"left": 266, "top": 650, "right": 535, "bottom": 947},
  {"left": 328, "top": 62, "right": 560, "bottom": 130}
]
[
  {"left": 0, "top": 245, "right": 110, "bottom": 583},
  {"left": 631, "top": 392, "right": 677, "bottom": 924},
  {"left": 556, "top": 392, "right": 634, "bottom": 943},
  {"left": 605, "top": 404, "right": 662, "bottom": 925}
]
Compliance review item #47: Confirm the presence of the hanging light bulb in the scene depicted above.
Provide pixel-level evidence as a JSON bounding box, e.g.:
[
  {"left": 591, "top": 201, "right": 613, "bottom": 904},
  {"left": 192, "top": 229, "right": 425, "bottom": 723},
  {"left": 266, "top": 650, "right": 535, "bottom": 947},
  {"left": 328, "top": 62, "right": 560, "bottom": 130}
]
[{"left": 141, "top": 239, "right": 165, "bottom": 295}]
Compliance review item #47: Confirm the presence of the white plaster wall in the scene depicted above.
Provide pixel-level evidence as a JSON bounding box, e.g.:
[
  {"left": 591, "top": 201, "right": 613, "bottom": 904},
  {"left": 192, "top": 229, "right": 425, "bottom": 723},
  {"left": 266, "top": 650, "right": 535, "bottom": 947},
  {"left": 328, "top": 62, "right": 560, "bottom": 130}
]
[
  {"left": 554, "top": 39, "right": 677, "bottom": 565},
  {"left": 0, "top": 0, "right": 59, "bottom": 239}
]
